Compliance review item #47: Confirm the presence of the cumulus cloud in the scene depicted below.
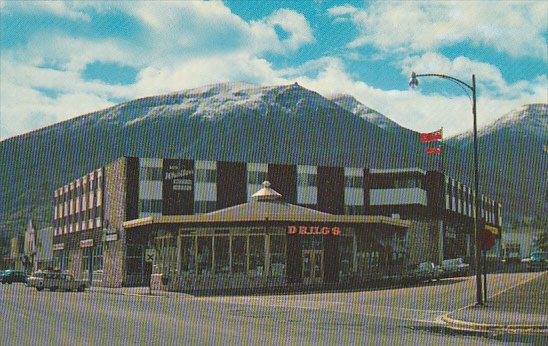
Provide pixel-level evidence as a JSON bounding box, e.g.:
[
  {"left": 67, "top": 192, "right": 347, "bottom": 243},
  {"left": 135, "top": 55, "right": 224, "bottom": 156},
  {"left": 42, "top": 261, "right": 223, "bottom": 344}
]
[
  {"left": 1, "top": 1, "right": 91, "bottom": 21},
  {"left": 328, "top": 2, "right": 548, "bottom": 60}
]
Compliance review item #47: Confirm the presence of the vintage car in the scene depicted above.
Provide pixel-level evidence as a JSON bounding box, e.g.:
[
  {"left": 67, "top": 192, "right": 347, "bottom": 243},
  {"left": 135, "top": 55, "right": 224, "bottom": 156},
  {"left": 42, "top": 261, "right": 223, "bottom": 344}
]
[
  {"left": 526, "top": 251, "right": 547, "bottom": 271},
  {"left": 441, "top": 258, "right": 470, "bottom": 278},
  {"left": 407, "top": 262, "right": 442, "bottom": 283},
  {"left": 1, "top": 269, "right": 28, "bottom": 284},
  {"left": 27, "top": 270, "right": 87, "bottom": 292}
]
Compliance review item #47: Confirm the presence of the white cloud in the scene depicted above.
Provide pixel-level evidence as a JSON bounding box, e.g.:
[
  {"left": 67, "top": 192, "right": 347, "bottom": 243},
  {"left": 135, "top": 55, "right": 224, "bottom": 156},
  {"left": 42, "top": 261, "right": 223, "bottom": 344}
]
[
  {"left": 250, "top": 9, "right": 315, "bottom": 53},
  {"left": 1, "top": 1, "right": 91, "bottom": 21},
  {"left": 328, "top": 2, "right": 548, "bottom": 60},
  {"left": 288, "top": 57, "right": 546, "bottom": 137}
]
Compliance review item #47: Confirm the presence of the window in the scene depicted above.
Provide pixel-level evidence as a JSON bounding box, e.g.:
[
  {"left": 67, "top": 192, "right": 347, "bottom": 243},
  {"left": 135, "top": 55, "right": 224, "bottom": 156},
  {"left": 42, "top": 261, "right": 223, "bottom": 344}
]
[
  {"left": 140, "top": 166, "right": 163, "bottom": 181},
  {"left": 231, "top": 236, "right": 247, "bottom": 273},
  {"left": 197, "top": 237, "right": 212, "bottom": 275},
  {"left": 140, "top": 199, "right": 162, "bottom": 214},
  {"left": 153, "top": 237, "right": 176, "bottom": 275},
  {"left": 344, "top": 175, "right": 363, "bottom": 188},
  {"left": 214, "top": 236, "right": 230, "bottom": 274},
  {"left": 249, "top": 235, "right": 264, "bottom": 276},
  {"left": 179, "top": 236, "right": 195, "bottom": 274},
  {"left": 298, "top": 173, "right": 317, "bottom": 187},
  {"left": 339, "top": 235, "right": 353, "bottom": 277},
  {"left": 194, "top": 201, "right": 216, "bottom": 214},
  {"left": 93, "top": 244, "right": 103, "bottom": 272},
  {"left": 248, "top": 170, "right": 268, "bottom": 185},
  {"left": 196, "top": 169, "right": 216, "bottom": 183},
  {"left": 270, "top": 235, "right": 285, "bottom": 277}
]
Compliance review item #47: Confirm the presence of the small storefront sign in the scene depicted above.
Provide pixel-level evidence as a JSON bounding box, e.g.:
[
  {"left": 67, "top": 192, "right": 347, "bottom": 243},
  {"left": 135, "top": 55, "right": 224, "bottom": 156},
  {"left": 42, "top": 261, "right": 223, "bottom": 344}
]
[
  {"left": 102, "top": 228, "right": 118, "bottom": 242},
  {"left": 80, "top": 239, "right": 94, "bottom": 248},
  {"left": 53, "top": 243, "right": 64, "bottom": 251},
  {"left": 287, "top": 225, "right": 341, "bottom": 236}
]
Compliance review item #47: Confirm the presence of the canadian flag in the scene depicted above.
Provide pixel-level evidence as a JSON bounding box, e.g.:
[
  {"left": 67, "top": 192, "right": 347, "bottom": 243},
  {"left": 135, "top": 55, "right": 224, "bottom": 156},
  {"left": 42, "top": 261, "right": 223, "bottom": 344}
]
[{"left": 419, "top": 129, "right": 442, "bottom": 142}]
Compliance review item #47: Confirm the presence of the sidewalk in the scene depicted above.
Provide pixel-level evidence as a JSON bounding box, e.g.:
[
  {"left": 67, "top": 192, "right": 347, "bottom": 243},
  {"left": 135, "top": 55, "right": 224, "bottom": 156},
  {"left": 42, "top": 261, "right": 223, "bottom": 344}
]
[
  {"left": 443, "top": 271, "right": 547, "bottom": 333},
  {"left": 89, "top": 285, "right": 182, "bottom": 298}
]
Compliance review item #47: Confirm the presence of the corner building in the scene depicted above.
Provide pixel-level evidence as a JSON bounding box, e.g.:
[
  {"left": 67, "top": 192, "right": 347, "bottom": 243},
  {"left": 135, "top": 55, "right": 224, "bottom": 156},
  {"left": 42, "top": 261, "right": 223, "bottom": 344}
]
[{"left": 52, "top": 157, "right": 502, "bottom": 292}]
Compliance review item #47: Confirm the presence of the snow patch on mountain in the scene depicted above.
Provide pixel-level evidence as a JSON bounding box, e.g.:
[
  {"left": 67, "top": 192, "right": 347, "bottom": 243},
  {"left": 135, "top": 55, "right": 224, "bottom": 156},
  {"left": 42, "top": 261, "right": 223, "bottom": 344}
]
[{"left": 326, "top": 94, "right": 402, "bottom": 130}]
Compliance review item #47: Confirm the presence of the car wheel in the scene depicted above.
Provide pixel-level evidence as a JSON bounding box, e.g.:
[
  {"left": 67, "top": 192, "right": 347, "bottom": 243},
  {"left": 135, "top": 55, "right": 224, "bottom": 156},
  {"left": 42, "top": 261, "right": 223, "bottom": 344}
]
[{"left": 36, "top": 286, "right": 44, "bottom": 292}]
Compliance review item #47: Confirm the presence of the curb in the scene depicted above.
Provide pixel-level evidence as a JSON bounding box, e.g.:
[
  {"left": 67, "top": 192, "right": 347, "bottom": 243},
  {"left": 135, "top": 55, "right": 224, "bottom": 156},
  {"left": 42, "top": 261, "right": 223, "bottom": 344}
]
[{"left": 442, "top": 314, "right": 548, "bottom": 334}]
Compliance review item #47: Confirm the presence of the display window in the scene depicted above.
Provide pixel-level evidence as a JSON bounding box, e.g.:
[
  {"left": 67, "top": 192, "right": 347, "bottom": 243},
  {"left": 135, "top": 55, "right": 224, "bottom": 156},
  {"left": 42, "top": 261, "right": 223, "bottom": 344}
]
[
  {"left": 231, "top": 236, "right": 247, "bottom": 273},
  {"left": 249, "top": 235, "right": 265, "bottom": 277},
  {"left": 270, "top": 235, "right": 285, "bottom": 277},
  {"left": 214, "top": 236, "right": 230, "bottom": 274},
  {"left": 197, "top": 237, "right": 212, "bottom": 275}
]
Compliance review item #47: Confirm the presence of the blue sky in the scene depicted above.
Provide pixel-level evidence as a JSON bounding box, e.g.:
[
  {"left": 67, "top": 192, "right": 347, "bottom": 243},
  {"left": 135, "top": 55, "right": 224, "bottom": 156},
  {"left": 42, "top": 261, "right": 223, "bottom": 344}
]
[{"left": 1, "top": 1, "right": 546, "bottom": 140}]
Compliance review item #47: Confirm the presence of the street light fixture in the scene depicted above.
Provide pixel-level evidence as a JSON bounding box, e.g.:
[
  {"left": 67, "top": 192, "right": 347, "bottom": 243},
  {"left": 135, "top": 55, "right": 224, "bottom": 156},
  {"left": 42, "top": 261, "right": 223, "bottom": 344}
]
[{"left": 409, "top": 71, "right": 483, "bottom": 306}]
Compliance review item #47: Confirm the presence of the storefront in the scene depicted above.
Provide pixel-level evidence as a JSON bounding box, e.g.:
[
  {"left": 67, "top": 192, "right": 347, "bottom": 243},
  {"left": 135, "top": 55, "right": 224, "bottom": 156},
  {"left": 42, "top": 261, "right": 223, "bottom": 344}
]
[{"left": 123, "top": 182, "right": 410, "bottom": 292}]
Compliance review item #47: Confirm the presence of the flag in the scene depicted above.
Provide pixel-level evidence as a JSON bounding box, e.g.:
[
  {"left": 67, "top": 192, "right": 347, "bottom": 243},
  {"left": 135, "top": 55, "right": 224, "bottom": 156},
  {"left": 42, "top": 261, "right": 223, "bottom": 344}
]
[
  {"left": 420, "top": 129, "right": 442, "bottom": 142},
  {"left": 426, "top": 147, "right": 441, "bottom": 154},
  {"left": 481, "top": 225, "right": 499, "bottom": 250}
]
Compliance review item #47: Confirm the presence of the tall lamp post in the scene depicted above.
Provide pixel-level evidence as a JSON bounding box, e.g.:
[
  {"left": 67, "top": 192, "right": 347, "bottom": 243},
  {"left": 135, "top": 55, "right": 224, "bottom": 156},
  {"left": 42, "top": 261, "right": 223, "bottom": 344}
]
[{"left": 408, "top": 72, "right": 483, "bottom": 306}]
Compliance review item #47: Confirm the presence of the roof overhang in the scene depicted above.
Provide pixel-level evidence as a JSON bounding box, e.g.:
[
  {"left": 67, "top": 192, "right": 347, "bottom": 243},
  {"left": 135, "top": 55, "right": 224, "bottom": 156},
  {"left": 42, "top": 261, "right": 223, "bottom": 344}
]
[{"left": 123, "top": 214, "right": 410, "bottom": 229}]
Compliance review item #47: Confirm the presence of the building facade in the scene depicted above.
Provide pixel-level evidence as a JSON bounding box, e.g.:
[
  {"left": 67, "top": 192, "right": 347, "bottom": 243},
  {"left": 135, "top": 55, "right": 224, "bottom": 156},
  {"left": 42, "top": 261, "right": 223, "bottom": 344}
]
[{"left": 51, "top": 157, "right": 502, "bottom": 290}]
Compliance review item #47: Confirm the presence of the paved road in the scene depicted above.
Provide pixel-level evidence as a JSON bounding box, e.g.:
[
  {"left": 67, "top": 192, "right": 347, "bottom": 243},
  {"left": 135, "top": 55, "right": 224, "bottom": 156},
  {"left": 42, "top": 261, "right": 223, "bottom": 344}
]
[{"left": 1, "top": 272, "right": 544, "bottom": 345}]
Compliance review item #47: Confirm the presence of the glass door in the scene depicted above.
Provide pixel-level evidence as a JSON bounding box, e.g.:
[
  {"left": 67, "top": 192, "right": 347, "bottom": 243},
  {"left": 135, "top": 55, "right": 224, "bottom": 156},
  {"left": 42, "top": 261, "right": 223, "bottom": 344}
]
[{"left": 302, "top": 250, "right": 323, "bottom": 284}]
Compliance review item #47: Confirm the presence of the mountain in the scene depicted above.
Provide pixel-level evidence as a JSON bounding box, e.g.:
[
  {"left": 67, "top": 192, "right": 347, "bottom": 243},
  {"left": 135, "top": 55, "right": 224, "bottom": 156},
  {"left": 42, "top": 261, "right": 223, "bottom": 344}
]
[
  {"left": 447, "top": 104, "right": 547, "bottom": 226},
  {"left": 0, "top": 82, "right": 545, "bottom": 236},
  {"left": 326, "top": 94, "right": 402, "bottom": 131}
]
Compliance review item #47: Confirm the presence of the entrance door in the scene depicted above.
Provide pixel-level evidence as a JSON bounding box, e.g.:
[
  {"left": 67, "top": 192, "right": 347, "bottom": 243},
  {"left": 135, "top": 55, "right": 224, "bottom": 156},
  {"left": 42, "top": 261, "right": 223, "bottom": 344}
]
[{"left": 302, "top": 250, "right": 323, "bottom": 284}]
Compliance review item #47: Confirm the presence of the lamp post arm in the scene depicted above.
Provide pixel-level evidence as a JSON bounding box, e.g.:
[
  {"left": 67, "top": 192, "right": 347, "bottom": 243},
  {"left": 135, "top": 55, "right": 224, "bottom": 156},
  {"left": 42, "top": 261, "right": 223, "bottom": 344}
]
[{"left": 413, "top": 73, "right": 474, "bottom": 92}]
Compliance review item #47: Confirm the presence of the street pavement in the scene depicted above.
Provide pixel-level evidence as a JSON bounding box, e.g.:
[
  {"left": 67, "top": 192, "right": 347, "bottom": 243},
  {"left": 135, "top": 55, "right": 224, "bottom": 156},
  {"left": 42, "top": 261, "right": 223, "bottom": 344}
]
[
  {"left": 92, "top": 271, "right": 547, "bottom": 335},
  {"left": 443, "top": 271, "right": 547, "bottom": 333}
]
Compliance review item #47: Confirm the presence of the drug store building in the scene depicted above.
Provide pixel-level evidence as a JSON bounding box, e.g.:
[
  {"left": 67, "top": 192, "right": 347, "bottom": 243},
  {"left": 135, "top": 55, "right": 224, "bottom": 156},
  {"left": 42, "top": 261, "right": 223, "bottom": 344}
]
[
  {"left": 51, "top": 156, "right": 501, "bottom": 291},
  {"left": 124, "top": 181, "right": 410, "bottom": 292}
]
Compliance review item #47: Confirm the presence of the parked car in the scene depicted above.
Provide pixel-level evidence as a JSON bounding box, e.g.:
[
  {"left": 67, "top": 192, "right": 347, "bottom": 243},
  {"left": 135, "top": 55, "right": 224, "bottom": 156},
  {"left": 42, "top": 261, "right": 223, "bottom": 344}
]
[
  {"left": 526, "top": 251, "right": 547, "bottom": 271},
  {"left": 1, "top": 270, "right": 28, "bottom": 284},
  {"left": 441, "top": 258, "right": 469, "bottom": 278},
  {"left": 407, "top": 262, "right": 441, "bottom": 283},
  {"left": 27, "top": 270, "right": 87, "bottom": 292}
]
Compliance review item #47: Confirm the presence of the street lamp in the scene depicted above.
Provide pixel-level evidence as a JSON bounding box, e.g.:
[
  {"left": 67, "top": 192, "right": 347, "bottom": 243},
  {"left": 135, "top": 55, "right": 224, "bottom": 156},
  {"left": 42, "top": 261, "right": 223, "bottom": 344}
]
[{"left": 409, "top": 71, "right": 483, "bottom": 306}]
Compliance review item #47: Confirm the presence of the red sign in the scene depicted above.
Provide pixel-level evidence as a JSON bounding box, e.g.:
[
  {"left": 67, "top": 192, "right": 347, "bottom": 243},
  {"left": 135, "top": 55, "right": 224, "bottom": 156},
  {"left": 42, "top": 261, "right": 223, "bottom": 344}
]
[{"left": 287, "top": 225, "right": 341, "bottom": 236}]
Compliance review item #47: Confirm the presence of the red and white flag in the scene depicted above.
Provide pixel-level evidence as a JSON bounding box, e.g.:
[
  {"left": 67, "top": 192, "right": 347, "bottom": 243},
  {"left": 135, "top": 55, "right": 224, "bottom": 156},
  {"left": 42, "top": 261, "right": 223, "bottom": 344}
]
[{"left": 419, "top": 129, "right": 442, "bottom": 142}]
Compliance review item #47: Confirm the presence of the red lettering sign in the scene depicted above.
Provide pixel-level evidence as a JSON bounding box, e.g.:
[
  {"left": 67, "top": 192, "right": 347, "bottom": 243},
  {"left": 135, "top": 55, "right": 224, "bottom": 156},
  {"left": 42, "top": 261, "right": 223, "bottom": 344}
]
[{"left": 287, "top": 226, "right": 341, "bottom": 236}]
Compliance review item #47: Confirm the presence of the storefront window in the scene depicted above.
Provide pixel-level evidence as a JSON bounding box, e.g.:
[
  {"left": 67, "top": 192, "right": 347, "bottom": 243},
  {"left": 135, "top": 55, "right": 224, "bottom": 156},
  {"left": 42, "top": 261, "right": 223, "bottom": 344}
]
[
  {"left": 339, "top": 235, "right": 354, "bottom": 277},
  {"left": 179, "top": 236, "right": 195, "bottom": 274},
  {"left": 231, "top": 236, "right": 247, "bottom": 273},
  {"left": 154, "top": 236, "right": 177, "bottom": 276},
  {"left": 82, "top": 247, "right": 91, "bottom": 280},
  {"left": 214, "top": 236, "right": 230, "bottom": 274},
  {"left": 249, "top": 235, "right": 264, "bottom": 277},
  {"left": 197, "top": 237, "right": 212, "bottom": 275},
  {"left": 93, "top": 244, "right": 103, "bottom": 272},
  {"left": 356, "top": 235, "right": 382, "bottom": 278},
  {"left": 270, "top": 235, "right": 285, "bottom": 277}
]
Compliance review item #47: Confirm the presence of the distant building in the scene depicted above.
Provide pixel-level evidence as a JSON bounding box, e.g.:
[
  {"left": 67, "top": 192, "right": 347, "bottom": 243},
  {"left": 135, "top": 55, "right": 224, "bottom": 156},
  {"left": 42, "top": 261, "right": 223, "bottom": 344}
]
[
  {"left": 23, "top": 220, "right": 36, "bottom": 273},
  {"left": 35, "top": 227, "right": 54, "bottom": 271},
  {"left": 52, "top": 157, "right": 502, "bottom": 291},
  {"left": 9, "top": 235, "right": 24, "bottom": 270}
]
